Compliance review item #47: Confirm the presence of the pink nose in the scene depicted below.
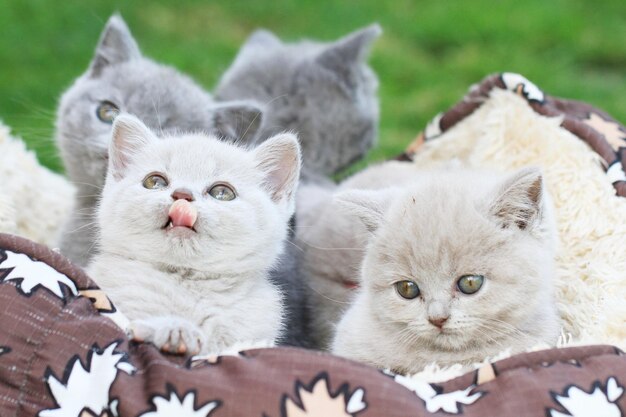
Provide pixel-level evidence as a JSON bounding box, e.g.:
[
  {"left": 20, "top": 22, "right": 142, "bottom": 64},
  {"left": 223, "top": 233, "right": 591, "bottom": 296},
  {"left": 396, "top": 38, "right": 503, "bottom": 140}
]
[
  {"left": 428, "top": 316, "right": 449, "bottom": 329},
  {"left": 172, "top": 188, "right": 194, "bottom": 202}
]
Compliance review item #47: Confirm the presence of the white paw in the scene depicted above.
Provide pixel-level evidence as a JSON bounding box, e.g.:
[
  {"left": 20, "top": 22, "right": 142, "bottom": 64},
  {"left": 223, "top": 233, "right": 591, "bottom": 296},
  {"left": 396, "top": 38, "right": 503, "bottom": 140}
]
[{"left": 130, "top": 317, "right": 206, "bottom": 356}]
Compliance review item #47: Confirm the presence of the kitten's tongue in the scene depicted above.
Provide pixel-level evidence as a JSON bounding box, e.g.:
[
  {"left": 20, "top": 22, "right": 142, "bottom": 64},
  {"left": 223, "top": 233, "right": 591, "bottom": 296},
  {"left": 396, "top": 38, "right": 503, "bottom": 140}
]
[{"left": 168, "top": 200, "right": 198, "bottom": 228}]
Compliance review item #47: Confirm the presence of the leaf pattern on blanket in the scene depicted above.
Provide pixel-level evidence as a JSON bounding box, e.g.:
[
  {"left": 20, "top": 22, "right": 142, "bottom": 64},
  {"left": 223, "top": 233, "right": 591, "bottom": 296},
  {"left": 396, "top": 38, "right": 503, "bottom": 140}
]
[
  {"left": 548, "top": 377, "right": 624, "bottom": 417},
  {"left": 281, "top": 372, "right": 367, "bottom": 417},
  {"left": 0, "top": 249, "right": 77, "bottom": 299},
  {"left": 392, "top": 373, "right": 484, "bottom": 414},
  {"left": 38, "top": 341, "right": 135, "bottom": 417},
  {"left": 138, "top": 386, "right": 220, "bottom": 417}
]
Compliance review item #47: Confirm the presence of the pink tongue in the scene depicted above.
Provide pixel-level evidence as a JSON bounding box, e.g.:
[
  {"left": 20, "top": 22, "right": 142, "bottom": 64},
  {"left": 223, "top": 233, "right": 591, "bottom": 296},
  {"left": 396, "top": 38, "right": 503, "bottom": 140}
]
[{"left": 168, "top": 200, "right": 198, "bottom": 228}]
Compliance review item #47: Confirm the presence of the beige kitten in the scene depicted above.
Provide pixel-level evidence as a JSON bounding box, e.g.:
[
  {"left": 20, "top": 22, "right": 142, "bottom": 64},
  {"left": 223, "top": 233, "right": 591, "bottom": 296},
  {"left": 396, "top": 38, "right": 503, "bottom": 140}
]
[{"left": 331, "top": 165, "right": 560, "bottom": 373}]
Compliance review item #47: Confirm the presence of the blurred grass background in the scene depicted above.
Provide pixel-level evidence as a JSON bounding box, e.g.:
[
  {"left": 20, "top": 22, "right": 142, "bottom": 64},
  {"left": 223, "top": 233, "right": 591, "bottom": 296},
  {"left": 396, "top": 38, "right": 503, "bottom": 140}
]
[{"left": 1, "top": 0, "right": 625, "bottom": 173}]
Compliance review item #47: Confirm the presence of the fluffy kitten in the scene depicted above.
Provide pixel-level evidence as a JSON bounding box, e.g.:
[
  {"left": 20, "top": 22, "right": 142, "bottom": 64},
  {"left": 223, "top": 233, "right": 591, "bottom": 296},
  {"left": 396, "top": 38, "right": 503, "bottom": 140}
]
[
  {"left": 215, "top": 24, "right": 381, "bottom": 181},
  {"left": 57, "top": 14, "right": 264, "bottom": 266},
  {"left": 331, "top": 166, "right": 560, "bottom": 373},
  {"left": 87, "top": 114, "right": 300, "bottom": 354}
]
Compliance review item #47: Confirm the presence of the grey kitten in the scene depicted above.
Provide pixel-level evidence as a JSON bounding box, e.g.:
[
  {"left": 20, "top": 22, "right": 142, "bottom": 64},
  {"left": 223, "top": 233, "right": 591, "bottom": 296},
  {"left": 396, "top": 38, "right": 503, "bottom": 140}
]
[
  {"left": 215, "top": 25, "right": 381, "bottom": 347},
  {"left": 215, "top": 24, "right": 381, "bottom": 182},
  {"left": 331, "top": 166, "right": 560, "bottom": 373},
  {"left": 56, "top": 14, "right": 264, "bottom": 266}
]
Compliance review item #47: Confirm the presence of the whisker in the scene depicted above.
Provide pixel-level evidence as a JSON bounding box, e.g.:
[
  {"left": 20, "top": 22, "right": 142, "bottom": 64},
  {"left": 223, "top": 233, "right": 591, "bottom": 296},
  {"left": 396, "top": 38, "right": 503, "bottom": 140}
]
[{"left": 65, "top": 221, "right": 99, "bottom": 234}]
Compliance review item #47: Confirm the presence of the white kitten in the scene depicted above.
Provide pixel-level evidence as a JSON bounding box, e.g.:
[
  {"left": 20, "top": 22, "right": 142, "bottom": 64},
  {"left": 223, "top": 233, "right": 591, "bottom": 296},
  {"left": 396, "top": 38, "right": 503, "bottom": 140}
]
[
  {"left": 87, "top": 114, "right": 301, "bottom": 355},
  {"left": 331, "top": 165, "right": 560, "bottom": 373}
]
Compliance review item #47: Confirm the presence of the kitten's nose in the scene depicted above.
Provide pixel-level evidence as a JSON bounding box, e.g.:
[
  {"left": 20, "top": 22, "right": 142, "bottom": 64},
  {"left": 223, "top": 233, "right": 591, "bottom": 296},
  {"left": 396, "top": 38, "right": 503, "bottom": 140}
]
[
  {"left": 172, "top": 188, "right": 194, "bottom": 202},
  {"left": 428, "top": 316, "right": 449, "bottom": 329},
  {"left": 427, "top": 300, "right": 450, "bottom": 329}
]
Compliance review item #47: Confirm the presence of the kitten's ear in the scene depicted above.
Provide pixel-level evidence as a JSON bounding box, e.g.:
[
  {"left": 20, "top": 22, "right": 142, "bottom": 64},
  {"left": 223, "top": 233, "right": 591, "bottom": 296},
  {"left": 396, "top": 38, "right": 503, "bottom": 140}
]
[
  {"left": 109, "top": 114, "right": 155, "bottom": 180},
  {"left": 334, "top": 188, "right": 396, "bottom": 232},
  {"left": 315, "top": 24, "right": 381, "bottom": 83},
  {"left": 241, "top": 29, "right": 282, "bottom": 52},
  {"left": 89, "top": 14, "right": 141, "bottom": 78},
  {"left": 254, "top": 133, "right": 301, "bottom": 211},
  {"left": 490, "top": 167, "right": 544, "bottom": 231},
  {"left": 212, "top": 101, "right": 265, "bottom": 143}
]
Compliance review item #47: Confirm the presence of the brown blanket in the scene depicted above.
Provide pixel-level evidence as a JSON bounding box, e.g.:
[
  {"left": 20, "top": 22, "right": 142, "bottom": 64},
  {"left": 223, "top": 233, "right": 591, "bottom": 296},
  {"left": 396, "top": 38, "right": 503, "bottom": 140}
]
[{"left": 1, "top": 232, "right": 625, "bottom": 416}]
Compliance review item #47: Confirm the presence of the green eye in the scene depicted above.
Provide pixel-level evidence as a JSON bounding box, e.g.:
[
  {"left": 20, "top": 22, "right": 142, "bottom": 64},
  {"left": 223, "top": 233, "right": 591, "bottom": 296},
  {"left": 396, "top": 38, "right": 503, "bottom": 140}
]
[
  {"left": 142, "top": 174, "right": 168, "bottom": 190},
  {"left": 457, "top": 275, "right": 484, "bottom": 295},
  {"left": 207, "top": 183, "right": 236, "bottom": 201},
  {"left": 96, "top": 101, "right": 120, "bottom": 124},
  {"left": 395, "top": 280, "right": 420, "bottom": 299}
]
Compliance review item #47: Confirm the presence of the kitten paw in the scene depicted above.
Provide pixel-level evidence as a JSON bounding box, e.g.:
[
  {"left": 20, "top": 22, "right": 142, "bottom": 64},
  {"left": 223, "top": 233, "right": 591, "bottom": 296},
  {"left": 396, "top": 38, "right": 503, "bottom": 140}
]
[{"left": 130, "top": 317, "right": 206, "bottom": 356}]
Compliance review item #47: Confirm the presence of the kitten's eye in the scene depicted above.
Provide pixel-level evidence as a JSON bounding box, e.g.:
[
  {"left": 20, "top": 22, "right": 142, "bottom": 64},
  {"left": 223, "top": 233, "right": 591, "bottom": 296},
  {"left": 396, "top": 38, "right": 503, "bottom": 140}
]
[
  {"left": 142, "top": 174, "right": 168, "bottom": 190},
  {"left": 395, "top": 280, "right": 420, "bottom": 299},
  {"left": 457, "top": 275, "right": 484, "bottom": 295},
  {"left": 96, "top": 101, "right": 120, "bottom": 124},
  {"left": 207, "top": 183, "right": 236, "bottom": 201}
]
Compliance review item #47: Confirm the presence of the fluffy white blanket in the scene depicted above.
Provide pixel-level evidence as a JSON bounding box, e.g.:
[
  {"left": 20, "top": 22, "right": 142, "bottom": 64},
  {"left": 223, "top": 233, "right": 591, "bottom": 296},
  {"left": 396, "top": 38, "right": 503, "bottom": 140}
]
[{"left": 0, "top": 122, "right": 74, "bottom": 247}]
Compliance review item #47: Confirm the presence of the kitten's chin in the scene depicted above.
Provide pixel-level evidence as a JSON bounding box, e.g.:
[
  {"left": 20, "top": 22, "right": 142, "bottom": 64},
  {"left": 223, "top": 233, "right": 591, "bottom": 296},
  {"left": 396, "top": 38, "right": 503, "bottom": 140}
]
[
  {"left": 164, "top": 225, "right": 197, "bottom": 239},
  {"left": 424, "top": 330, "right": 473, "bottom": 352}
]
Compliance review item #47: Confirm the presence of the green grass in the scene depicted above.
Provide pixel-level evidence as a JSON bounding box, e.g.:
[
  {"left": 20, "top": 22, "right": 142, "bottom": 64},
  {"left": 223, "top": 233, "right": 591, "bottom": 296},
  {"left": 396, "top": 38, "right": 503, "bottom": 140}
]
[{"left": 1, "top": 0, "right": 625, "bottom": 173}]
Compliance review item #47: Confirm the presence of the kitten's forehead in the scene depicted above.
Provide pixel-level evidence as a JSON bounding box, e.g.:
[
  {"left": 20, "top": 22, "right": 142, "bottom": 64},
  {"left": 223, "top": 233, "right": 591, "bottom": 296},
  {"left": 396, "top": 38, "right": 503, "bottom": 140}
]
[
  {"left": 99, "top": 59, "right": 192, "bottom": 93},
  {"left": 135, "top": 135, "right": 259, "bottom": 182},
  {"left": 374, "top": 176, "right": 504, "bottom": 280},
  {"left": 88, "top": 59, "right": 213, "bottom": 133},
  {"left": 218, "top": 40, "right": 344, "bottom": 102},
  {"left": 220, "top": 48, "right": 303, "bottom": 103}
]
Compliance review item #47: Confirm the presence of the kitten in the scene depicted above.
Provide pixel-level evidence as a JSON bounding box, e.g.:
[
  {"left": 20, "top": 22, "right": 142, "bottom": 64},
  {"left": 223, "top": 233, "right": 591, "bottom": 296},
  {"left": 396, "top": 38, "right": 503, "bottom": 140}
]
[
  {"left": 56, "top": 14, "right": 264, "bottom": 266},
  {"left": 297, "top": 161, "right": 423, "bottom": 348},
  {"left": 331, "top": 165, "right": 560, "bottom": 373},
  {"left": 216, "top": 25, "right": 381, "bottom": 347},
  {"left": 87, "top": 114, "right": 300, "bottom": 355},
  {"left": 215, "top": 24, "right": 381, "bottom": 182}
]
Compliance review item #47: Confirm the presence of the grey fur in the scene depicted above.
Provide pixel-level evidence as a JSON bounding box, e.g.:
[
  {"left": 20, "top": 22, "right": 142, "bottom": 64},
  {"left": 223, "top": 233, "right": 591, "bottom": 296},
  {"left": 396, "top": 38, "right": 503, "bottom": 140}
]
[
  {"left": 215, "top": 24, "right": 382, "bottom": 347},
  {"left": 215, "top": 24, "right": 381, "bottom": 181},
  {"left": 56, "top": 14, "right": 264, "bottom": 266}
]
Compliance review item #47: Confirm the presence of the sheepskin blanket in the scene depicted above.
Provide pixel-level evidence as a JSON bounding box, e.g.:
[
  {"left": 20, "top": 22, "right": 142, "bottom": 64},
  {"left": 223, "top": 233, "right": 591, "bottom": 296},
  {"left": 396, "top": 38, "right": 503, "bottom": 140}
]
[
  {"left": 0, "top": 122, "right": 74, "bottom": 246},
  {"left": 402, "top": 73, "right": 626, "bottom": 350}
]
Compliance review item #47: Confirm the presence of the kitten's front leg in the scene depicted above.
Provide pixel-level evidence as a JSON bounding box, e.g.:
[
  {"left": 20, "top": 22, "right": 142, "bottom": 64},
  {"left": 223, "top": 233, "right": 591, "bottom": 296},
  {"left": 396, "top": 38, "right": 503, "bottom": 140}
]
[
  {"left": 198, "top": 316, "right": 278, "bottom": 355},
  {"left": 130, "top": 316, "right": 206, "bottom": 355}
]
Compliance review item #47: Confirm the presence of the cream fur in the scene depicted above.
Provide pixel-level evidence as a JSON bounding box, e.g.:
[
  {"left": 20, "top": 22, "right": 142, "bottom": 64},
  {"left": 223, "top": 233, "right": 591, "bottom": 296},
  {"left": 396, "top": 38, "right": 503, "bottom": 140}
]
[
  {"left": 410, "top": 90, "right": 626, "bottom": 349},
  {"left": 0, "top": 121, "right": 74, "bottom": 246},
  {"left": 331, "top": 167, "right": 560, "bottom": 374}
]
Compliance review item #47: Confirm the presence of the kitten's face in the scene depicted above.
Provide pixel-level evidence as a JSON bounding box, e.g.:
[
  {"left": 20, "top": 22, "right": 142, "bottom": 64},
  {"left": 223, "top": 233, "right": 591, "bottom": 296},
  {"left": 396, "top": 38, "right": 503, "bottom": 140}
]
[
  {"left": 57, "top": 60, "right": 214, "bottom": 190},
  {"left": 57, "top": 15, "right": 263, "bottom": 191},
  {"left": 98, "top": 115, "right": 300, "bottom": 274},
  {"left": 339, "top": 169, "right": 559, "bottom": 359},
  {"left": 215, "top": 25, "right": 381, "bottom": 177}
]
